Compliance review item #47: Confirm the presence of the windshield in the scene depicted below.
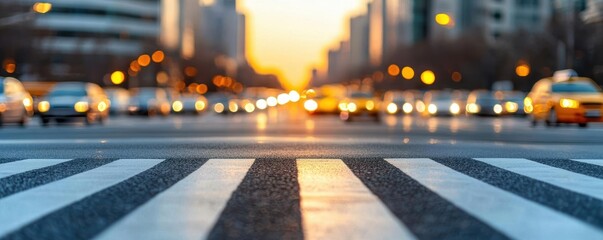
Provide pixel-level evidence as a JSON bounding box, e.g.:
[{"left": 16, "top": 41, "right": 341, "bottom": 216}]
[
  {"left": 351, "top": 92, "right": 372, "bottom": 98},
  {"left": 49, "top": 88, "right": 86, "bottom": 97},
  {"left": 552, "top": 82, "right": 600, "bottom": 93}
]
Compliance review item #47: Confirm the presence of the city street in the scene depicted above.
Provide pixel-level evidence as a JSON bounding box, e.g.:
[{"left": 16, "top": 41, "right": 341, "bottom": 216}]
[{"left": 1, "top": 108, "right": 603, "bottom": 239}]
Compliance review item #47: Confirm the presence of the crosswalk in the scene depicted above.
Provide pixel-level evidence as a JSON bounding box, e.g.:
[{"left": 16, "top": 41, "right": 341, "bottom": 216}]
[{"left": 1, "top": 157, "right": 603, "bottom": 239}]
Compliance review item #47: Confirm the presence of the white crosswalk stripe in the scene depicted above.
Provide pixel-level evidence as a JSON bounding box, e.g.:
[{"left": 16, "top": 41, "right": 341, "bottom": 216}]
[
  {"left": 475, "top": 158, "right": 603, "bottom": 201},
  {"left": 2, "top": 157, "right": 603, "bottom": 239},
  {"left": 297, "top": 159, "right": 416, "bottom": 240},
  {"left": 571, "top": 159, "right": 603, "bottom": 167},
  {"left": 386, "top": 158, "right": 603, "bottom": 240},
  {"left": 0, "top": 159, "right": 164, "bottom": 237},
  {"left": 95, "top": 159, "right": 254, "bottom": 240},
  {"left": 0, "top": 159, "right": 72, "bottom": 179}
]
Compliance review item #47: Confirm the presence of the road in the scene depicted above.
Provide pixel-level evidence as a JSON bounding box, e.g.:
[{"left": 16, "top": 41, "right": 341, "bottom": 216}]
[{"left": 1, "top": 107, "right": 603, "bottom": 239}]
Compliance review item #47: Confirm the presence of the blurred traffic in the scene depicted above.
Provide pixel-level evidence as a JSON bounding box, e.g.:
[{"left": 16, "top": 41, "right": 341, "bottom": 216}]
[{"left": 1, "top": 69, "right": 601, "bottom": 131}]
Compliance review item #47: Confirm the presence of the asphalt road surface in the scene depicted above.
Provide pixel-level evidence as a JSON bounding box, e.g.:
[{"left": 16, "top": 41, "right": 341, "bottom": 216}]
[{"left": 1, "top": 107, "right": 603, "bottom": 239}]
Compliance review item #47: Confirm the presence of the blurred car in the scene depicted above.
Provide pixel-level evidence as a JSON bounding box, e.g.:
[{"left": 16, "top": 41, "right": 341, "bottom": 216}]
[
  {"left": 127, "top": 88, "right": 171, "bottom": 116},
  {"left": 382, "top": 90, "right": 415, "bottom": 115},
  {"left": 207, "top": 93, "right": 235, "bottom": 115},
  {"left": 525, "top": 70, "right": 603, "bottom": 127},
  {"left": 38, "top": 82, "right": 109, "bottom": 125},
  {"left": 501, "top": 91, "right": 527, "bottom": 116},
  {"left": 422, "top": 90, "right": 462, "bottom": 116},
  {"left": 339, "top": 91, "right": 380, "bottom": 121},
  {"left": 303, "top": 91, "right": 340, "bottom": 114},
  {"left": 0, "top": 77, "right": 34, "bottom": 127},
  {"left": 171, "top": 93, "right": 208, "bottom": 114},
  {"left": 105, "top": 87, "right": 130, "bottom": 115},
  {"left": 466, "top": 90, "right": 504, "bottom": 116}
]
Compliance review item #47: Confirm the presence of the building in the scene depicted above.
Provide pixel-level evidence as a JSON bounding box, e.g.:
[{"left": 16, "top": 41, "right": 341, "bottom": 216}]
[
  {"left": 7, "top": 0, "right": 161, "bottom": 84},
  {"left": 397, "top": 0, "right": 431, "bottom": 44},
  {"left": 199, "top": 0, "right": 246, "bottom": 64},
  {"left": 369, "top": 0, "right": 402, "bottom": 66},
  {"left": 582, "top": 0, "right": 603, "bottom": 23},
  {"left": 428, "top": 0, "right": 479, "bottom": 40},
  {"left": 482, "top": 0, "right": 553, "bottom": 42},
  {"left": 327, "top": 41, "right": 350, "bottom": 83},
  {"left": 349, "top": 10, "right": 370, "bottom": 69}
]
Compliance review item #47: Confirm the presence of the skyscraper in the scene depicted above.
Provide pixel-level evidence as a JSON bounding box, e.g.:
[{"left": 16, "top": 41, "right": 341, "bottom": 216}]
[
  {"left": 369, "top": 0, "right": 401, "bottom": 66},
  {"left": 350, "top": 11, "right": 370, "bottom": 69}
]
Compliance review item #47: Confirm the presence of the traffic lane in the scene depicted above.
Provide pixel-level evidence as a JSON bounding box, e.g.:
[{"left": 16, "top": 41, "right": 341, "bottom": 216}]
[
  {"left": 1, "top": 114, "right": 603, "bottom": 145},
  {"left": 0, "top": 136, "right": 601, "bottom": 159}
]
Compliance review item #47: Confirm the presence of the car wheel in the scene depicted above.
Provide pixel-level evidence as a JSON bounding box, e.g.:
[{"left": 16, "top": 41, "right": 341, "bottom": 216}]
[
  {"left": 578, "top": 122, "right": 588, "bottom": 128},
  {"left": 545, "top": 109, "right": 559, "bottom": 127},
  {"left": 19, "top": 115, "right": 27, "bottom": 127},
  {"left": 41, "top": 117, "right": 50, "bottom": 127},
  {"left": 84, "top": 114, "right": 92, "bottom": 126},
  {"left": 528, "top": 114, "right": 537, "bottom": 127}
]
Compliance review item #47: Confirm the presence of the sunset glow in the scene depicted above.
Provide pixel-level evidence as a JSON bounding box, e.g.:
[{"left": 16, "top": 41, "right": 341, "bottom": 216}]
[{"left": 239, "top": 0, "right": 365, "bottom": 90}]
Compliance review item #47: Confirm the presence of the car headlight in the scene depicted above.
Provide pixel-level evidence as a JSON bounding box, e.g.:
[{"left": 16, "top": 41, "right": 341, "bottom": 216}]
[
  {"left": 244, "top": 102, "right": 255, "bottom": 113},
  {"left": 214, "top": 103, "right": 225, "bottom": 113},
  {"left": 339, "top": 102, "right": 348, "bottom": 111},
  {"left": 304, "top": 99, "right": 318, "bottom": 112},
  {"left": 449, "top": 103, "right": 460, "bottom": 115},
  {"left": 38, "top": 101, "right": 50, "bottom": 113},
  {"left": 74, "top": 101, "right": 89, "bottom": 113},
  {"left": 366, "top": 100, "right": 375, "bottom": 111},
  {"left": 228, "top": 101, "right": 238, "bottom": 112},
  {"left": 560, "top": 98, "right": 579, "bottom": 109},
  {"left": 427, "top": 104, "right": 437, "bottom": 114},
  {"left": 347, "top": 102, "right": 357, "bottom": 112},
  {"left": 172, "top": 100, "right": 183, "bottom": 112},
  {"left": 256, "top": 99, "right": 267, "bottom": 110},
  {"left": 493, "top": 104, "right": 503, "bottom": 114},
  {"left": 467, "top": 103, "right": 480, "bottom": 113},
  {"left": 195, "top": 101, "right": 206, "bottom": 111},
  {"left": 402, "top": 103, "right": 413, "bottom": 114},
  {"left": 386, "top": 103, "right": 398, "bottom": 114},
  {"left": 505, "top": 102, "right": 519, "bottom": 113},
  {"left": 22, "top": 98, "right": 32, "bottom": 107},
  {"left": 97, "top": 101, "right": 108, "bottom": 112}
]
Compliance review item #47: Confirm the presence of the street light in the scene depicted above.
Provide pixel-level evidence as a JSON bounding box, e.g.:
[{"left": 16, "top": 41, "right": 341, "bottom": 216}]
[
  {"left": 435, "top": 13, "right": 453, "bottom": 27},
  {"left": 111, "top": 71, "right": 125, "bottom": 85},
  {"left": 421, "top": 70, "right": 436, "bottom": 85},
  {"left": 401, "top": 66, "right": 414, "bottom": 80}
]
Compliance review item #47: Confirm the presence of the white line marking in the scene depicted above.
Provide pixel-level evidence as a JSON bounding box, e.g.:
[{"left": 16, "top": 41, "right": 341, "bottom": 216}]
[
  {"left": 297, "top": 159, "right": 416, "bottom": 240},
  {"left": 571, "top": 159, "right": 603, "bottom": 167},
  {"left": 386, "top": 158, "right": 603, "bottom": 240},
  {"left": 0, "top": 159, "right": 72, "bottom": 179},
  {"left": 95, "top": 159, "right": 254, "bottom": 240},
  {"left": 0, "top": 159, "right": 164, "bottom": 237},
  {"left": 475, "top": 158, "right": 603, "bottom": 201}
]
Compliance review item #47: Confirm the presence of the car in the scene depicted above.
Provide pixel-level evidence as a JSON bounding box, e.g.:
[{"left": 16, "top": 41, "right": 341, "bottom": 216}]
[
  {"left": 127, "top": 88, "right": 171, "bottom": 117},
  {"left": 105, "top": 87, "right": 130, "bottom": 115},
  {"left": 303, "top": 91, "right": 341, "bottom": 114},
  {"left": 0, "top": 77, "right": 34, "bottom": 127},
  {"left": 207, "top": 93, "right": 235, "bottom": 115},
  {"left": 382, "top": 91, "right": 415, "bottom": 115},
  {"left": 501, "top": 91, "right": 527, "bottom": 116},
  {"left": 38, "top": 82, "right": 109, "bottom": 126},
  {"left": 466, "top": 90, "right": 504, "bottom": 116},
  {"left": 525, "top": 70, "right": 603, "bottom": 127},
  {"left": 171, "top": 93, "right": 208, "bottom": 114},
  {"left": 339, "top": 91, "right": 380, "bottom": 122},
  {"left": 422, "top": 90, "right": 462, "bottom": 116}
]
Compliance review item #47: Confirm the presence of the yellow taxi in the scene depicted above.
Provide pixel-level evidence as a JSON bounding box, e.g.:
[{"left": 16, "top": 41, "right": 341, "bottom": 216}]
[
  {"left": 303, "top": 87, "right": 343, "bottom": 114},
  {"left": 525, "top": 70, "right": 603, "bottom": 128},
  {"left": 339, "top": 91, "right": 380, "bottom": 122}
]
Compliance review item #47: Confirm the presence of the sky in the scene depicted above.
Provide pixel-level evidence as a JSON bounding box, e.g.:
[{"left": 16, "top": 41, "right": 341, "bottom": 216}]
[{"left": 238, "top": 0, "right": 366, "bottom": 90}]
